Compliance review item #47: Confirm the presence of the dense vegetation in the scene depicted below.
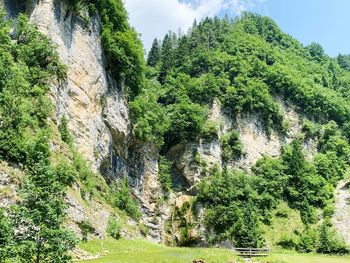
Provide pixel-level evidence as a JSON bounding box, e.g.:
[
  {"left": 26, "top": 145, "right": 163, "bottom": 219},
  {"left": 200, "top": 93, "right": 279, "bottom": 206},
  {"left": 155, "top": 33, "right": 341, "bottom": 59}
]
[
  {"left": 198, "top": 130, "right": 349, "bottom": 252},
  {"left": 139, "top": 13, "right": 350, "bottom": 252},
  {"left": 0, "top": 13, "right": 76, "bottom": 262},
  {"left": 2, "top": 0, "right": 350, "bottom": 258},
  {"left": 135, "top": 13, "right": 350, "bottom": 152}
]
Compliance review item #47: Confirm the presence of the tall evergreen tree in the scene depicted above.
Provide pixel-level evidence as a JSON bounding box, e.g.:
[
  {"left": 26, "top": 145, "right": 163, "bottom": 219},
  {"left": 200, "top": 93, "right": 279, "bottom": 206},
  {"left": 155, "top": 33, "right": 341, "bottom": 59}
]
[
  {"left": 147, "top": 38, "right": 161, "bottom": 67},
  {"left": 11, "top": 154, "right": 76, "bottom": 262},
  {"left": 159, "top": 33, "right": 174, "bottom": 83}
]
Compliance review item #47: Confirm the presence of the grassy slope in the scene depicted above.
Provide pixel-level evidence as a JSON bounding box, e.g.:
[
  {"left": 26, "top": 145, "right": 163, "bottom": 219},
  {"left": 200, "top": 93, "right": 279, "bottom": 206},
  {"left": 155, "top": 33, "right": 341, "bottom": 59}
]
[{"left": 78, "top": 239, "right": 350, "bottom": 263}]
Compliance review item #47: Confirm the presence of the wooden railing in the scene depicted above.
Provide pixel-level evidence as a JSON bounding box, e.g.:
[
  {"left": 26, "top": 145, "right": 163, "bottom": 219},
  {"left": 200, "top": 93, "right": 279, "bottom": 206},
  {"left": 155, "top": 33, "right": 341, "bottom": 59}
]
[{"left": 234, "top": 248, "right": 271, "bottom": 258}]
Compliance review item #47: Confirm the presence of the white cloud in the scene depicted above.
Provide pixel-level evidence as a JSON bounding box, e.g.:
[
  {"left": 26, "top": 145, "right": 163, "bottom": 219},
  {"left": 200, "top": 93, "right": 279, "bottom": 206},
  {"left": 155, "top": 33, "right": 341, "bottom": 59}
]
[{"left": 124, "top": 0, "right": 265, "bottom": 51}]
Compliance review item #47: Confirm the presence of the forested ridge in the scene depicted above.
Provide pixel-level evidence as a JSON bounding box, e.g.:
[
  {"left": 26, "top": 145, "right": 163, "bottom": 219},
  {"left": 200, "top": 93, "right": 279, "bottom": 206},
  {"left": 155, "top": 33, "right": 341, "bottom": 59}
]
[
  {"left": 136, "top": 13, "right": 350, "bottom": 252},
  {"left": 1, "top": 0, "right": 350, "bottom": 261}
]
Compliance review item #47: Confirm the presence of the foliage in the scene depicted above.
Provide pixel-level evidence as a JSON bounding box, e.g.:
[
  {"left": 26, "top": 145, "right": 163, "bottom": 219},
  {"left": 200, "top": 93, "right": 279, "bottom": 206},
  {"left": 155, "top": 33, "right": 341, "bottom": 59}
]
[
  {"left": 0, "top": 12, "right": 77, "bottom": 262},
  {"left": 80, "top": 220, "right": 95, "bottom": 242},
  {"left": 317, "top": 219, "right": 349, "bottom": 254},
  {"left": 0, "top": 208, "right": 13, "bottom": 262},
  {"left": 128, "top": 12, "right": 350, "bottom": 152},
  {"left": 68, "top": 0, "right": 145, "bottom": 98},
  {"left": 296, "top": 228, "right": 318, "bottom": 253},
  {"left": 147, "top": 39, "right": 161, "bottom": 67},
  {"left": 198, "top": 169, "right": 265, "bottom": 247},
  {"left": 59, "top": 115, "right": 73, "bottom": 146},
  {"left": 158, "top": 156, "right": 172, "bottom": 197},
  {"left": 0, "top": 14, "right": 65, "bottom": 165},
  {"left": 220, "top": 131, "right": 243, "bottom": 162},
  {"left": 98, "top": 0, "right": 145, "bottom": 98},
  {"left": 129, "top": 80, "right": 170, "bottom": 147},
  {"left": 200, "top": 120, "right": 219, "bottom": 141},
  {"left": 11, "top": 157, "right": 77, "bottom": 262},
  {"left": 113, "top": 179, "right": 141, "bottom": 221}
]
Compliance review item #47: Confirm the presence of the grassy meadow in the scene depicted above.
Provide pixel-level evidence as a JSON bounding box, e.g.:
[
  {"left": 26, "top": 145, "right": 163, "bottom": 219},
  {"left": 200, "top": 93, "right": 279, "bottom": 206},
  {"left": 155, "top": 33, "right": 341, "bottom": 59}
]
[{"left": 77, "top": 239, "right": 350, "bottom": 263}]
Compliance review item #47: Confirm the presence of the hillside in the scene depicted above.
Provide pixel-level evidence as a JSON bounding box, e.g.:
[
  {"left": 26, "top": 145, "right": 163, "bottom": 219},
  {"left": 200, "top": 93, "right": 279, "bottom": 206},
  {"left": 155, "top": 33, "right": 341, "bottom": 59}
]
[{"left": 1, "top": 0, "right": 350, "bottom": 262}]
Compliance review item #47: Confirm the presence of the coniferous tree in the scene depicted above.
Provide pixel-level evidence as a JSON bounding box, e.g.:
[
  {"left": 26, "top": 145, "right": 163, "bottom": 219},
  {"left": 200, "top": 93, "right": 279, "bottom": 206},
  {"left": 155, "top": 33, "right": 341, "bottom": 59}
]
[
  {"left": 11, "top": 154, "right": 76, "bottom": 262},
  {"left": 337, "top": 54, "right": 350, "bottom": 71},
  {"left": 147, "top": 39, "right": 161, "bottom": 67},
  {"left": 159, "top": 33, "right": 173, "bottom": 83}
]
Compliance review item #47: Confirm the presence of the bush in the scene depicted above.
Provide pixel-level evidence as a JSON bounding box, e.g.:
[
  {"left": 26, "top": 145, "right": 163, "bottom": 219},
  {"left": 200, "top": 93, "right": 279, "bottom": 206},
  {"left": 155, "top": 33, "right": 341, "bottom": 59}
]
[
  {"left": 317, "top": 220, "right": 349, "bottom": 254},
  {"left": 59, "top": 115, "right": 73, "bottom": 146},
  {"left": 277, "top": 233, "right": 298, "bottom": 250},
  {"left": 0, "top": 208, "right": 13, "bottom": 260},
  {"left": 129, "top": 80, "right": 170, "bottom": 146},
  {"left": 107, "top": 217, "right": 121, "bottom": 240},
  {"left": 53, "top": 161, "right": 76, "bottom": 186},
  {"left": 114, "top": 179, "right": 141, "bottom": 220},
  {"left": 158, "top": 156, "right": 172, "bottom": 197},
  {"left": 220, "top": 131, "right": 242, "bottom": 162},
  {"left": 80, "top": 220, "right": 94, "bottom": 242},
  {"left": 296, "top": 228, "right": 318, "bottom": 253},
  {"left": 200, "top": 120, "right": 219, "bottom": 140}
]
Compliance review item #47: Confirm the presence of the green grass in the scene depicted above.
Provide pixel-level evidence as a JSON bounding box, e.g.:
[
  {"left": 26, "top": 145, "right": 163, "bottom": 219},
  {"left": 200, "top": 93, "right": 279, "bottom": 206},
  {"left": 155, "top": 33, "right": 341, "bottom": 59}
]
[
  {"left": 77, "top": 239, "right": 350, "bottom": 263},
  {"left": 77, "top": 239, "right": 238, "bottom": 263},
  {"left": 265, "top": 250, "right": 350, "bottom": 263}
]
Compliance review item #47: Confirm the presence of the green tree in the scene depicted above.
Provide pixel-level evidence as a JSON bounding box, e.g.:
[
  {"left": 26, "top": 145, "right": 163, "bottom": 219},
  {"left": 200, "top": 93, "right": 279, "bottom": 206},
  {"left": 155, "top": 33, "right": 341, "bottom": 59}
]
[
  {"left": 158, "top": 156, "right": 172, "bottom": 197},
  {"left": 147, "top": 39, "right": 161, "bottom": 67},
  {"left": 0, "top": 208, "right": 13, "bottom": 262},
  {"left": 307, "top": 42, "right": 326, "bottom": 63},
  {"left": 107, "top": 217, "right": 121, "bottom": 240},
  {"left": 12, "top": 157, "right": 76, "bottom": 262},
  {"left": 317, "top": 219, "right": 349, "bottom": 254},
  {"left": 159, "top": 33, "right": 174, "bottom": 83}
]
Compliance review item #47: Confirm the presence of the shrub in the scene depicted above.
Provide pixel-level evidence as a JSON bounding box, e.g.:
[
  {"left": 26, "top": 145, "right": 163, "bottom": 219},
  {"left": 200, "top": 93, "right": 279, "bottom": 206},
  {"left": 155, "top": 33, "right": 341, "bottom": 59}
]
[
  {"left": 114, "top": 179, "right": 141, "bottom": 220},
  {"left": 107, "top": 217, "right": 121, "bottom": 240},
  {"left": 198, "top": 170, "right": 265, "bottom": 247},
  {"left": 158, "top": 156, "right": 172, "bottom": 197},
  {"left": 200, "top": 120, "right": 219, "bottom": 140},
  {"left": 59, "top": 115, "right": 73, "bottom": 146},
  {"left": 220, "top": 131, "right": 242, "bottom": 162},
  {"left": 277, "top": 233, "right": 298, "bottom": 250},
  {"left": 317, "top": 220, "right": 349, "bottom": 254},
  {"left": 296, "top": 228, "right": 318, "bottom": 253},
  {"left": 53, "top": 161, "right": 76, "bottom": 186},
  {"left": 0, "top": 208, "right": 13, "bottom": 260},
  {"left": 80, "top": 220, "right": 94, "bottom": 242}
]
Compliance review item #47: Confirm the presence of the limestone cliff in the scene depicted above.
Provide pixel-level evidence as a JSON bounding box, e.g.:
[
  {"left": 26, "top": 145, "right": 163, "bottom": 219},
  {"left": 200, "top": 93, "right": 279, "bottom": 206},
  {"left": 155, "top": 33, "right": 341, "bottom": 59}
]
[
  {"left": 1, "top": 0, "right": 166, "bottom": 242},
  {"left": 0, "top": 0, "right": 348, "bottom": 248}
]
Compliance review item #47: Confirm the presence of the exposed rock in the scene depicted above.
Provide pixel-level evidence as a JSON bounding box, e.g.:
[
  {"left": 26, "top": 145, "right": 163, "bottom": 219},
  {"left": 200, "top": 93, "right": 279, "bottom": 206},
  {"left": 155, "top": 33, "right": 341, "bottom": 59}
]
[
  {"left": 65, "top": 186, "right": 111, "bottom": 239},
  {"left": 0, "top": 162, "right": 21, "bottom": 208},
  {"left": 0, "top": 0, "right": 336, "bottom": 247},
  {"left": 73, "top": 248, "right": 102, "bottom": 261},
  {"left": 333, "top": 180, "right": 350, "bottom": 244},
  {"left": 28, "top": 0, "right": 113, "bottom": 172}
]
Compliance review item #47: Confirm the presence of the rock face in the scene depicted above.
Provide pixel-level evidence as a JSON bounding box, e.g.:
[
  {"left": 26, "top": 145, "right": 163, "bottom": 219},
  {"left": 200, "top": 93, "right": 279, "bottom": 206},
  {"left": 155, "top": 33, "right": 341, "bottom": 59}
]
[
  {"left": 0, "top": 0, "right": 166, "bottom": 241},
  {"left": 333, "top": 180, "right": 350, "bottom": 244},
  {"left": 0, "top": 0, "right": 343, "bottom": 246},
  {"left": 0, "top": 162, "right": 22, "bottom": 208},
  {"left": 168, "top": 99, "right": 304, "bottom": 193},
  {"left": 29, "top": 0, "right": 113, "bottom": 172}
]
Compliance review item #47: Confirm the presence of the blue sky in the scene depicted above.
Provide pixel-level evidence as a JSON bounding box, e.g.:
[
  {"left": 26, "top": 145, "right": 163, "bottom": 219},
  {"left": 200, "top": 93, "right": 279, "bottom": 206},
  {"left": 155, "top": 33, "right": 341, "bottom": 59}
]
[{"left": 124, "top": 0, "right": 350, "bottom": 57}]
